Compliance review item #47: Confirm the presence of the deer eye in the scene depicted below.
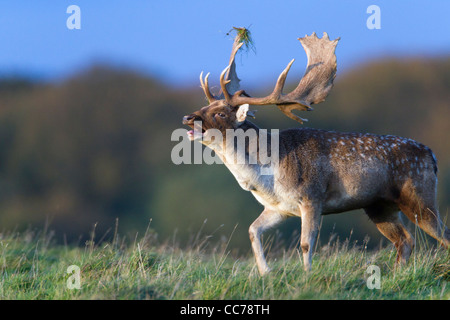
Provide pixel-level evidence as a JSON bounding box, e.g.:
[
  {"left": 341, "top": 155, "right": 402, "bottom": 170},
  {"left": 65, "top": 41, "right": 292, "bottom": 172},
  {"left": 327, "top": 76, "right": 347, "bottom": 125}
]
[{"left": 216, "top": 113, "right": 226, "bottom": 118}]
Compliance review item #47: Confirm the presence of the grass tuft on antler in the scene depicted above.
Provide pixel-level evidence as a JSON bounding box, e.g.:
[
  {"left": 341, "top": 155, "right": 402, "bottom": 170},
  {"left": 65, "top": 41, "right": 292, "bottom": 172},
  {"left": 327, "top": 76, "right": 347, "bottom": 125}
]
[{"left": 228, "top": 26, "right": 255, "bottom": 53}]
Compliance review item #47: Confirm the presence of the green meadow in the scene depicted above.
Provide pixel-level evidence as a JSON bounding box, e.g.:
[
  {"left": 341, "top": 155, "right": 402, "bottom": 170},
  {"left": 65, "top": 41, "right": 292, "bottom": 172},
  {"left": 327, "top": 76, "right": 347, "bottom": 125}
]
[{"left": 0, "top": 225, "right": 448, "bottom": 300}]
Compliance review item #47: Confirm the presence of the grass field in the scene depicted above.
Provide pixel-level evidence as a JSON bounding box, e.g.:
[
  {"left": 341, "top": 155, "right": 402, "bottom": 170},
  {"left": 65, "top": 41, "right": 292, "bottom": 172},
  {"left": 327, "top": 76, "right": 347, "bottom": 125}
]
[{"left": 0, "top": 224, "right": 448, "bottom": 300}]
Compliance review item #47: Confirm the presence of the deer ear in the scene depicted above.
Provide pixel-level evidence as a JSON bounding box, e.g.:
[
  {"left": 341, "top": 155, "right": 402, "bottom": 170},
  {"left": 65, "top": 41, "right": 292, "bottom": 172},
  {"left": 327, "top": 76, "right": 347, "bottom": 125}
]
[{"left": 236, "top": 104, "right": 250, "bottom": 123}]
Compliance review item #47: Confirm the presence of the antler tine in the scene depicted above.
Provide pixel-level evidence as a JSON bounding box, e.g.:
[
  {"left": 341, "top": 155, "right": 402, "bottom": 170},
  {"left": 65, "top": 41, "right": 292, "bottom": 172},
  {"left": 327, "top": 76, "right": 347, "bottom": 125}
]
[
  {"left": 270, "top": 59, "right": 295, "bottom": 101},
  {"left": 219, "top": 66, "right": 232, "bottom": 103},
  {"left": 200, "top": 71, "right": 216, "bottom": 103}
]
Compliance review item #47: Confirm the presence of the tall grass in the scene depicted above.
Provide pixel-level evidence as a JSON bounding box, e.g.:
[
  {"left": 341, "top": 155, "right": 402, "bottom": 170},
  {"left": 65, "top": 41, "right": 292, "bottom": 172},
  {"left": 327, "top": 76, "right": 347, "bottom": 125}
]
[{"left": 0, "top": 223, "right": 448, "bottom": 300}]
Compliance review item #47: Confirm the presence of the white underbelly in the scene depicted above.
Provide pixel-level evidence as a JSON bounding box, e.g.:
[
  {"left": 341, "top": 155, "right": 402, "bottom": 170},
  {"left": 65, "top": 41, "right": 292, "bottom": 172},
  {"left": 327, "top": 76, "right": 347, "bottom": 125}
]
[{"left": 251, "top": 190, "right": 300, "bottom": 217}]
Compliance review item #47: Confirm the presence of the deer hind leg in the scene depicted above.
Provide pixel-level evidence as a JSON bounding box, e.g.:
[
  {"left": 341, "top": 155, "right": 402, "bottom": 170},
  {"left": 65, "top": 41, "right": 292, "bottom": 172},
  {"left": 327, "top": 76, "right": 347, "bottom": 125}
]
[
  {"left": 364, "top": 204, "right": 414, "bottom": 265},
  {"left": 398, "top": 188, "right": 450, "bottom": 249},
  {"left": 249, "top": 208, "right": 285, "bottom": 276}
]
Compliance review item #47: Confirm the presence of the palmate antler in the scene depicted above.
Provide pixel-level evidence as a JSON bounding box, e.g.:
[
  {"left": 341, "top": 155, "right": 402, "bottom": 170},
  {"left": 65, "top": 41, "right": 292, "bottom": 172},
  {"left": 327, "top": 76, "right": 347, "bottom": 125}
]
[{"left": 200, "top": 30, "right": 340, "bottom": 124}]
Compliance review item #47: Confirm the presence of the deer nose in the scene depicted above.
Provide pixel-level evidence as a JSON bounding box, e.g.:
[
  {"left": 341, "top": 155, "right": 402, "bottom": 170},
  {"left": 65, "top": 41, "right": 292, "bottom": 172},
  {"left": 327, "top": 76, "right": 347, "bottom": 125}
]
[
  {"left": 182, "top": 114, "right": 198, "bottom": 124},
  {"left": 182, "top": 115, "right": 192, "bottom": 124}
]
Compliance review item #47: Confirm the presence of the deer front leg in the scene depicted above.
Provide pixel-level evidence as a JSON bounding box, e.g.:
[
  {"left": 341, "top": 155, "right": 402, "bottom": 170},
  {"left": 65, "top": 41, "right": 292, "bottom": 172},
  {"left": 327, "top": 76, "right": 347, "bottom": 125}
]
[
  {"left": 299, "top": 202, "right": 321, "bottom": 271},
  {"left": 249, "top": 208, "right": 285, "bottom": 276}
]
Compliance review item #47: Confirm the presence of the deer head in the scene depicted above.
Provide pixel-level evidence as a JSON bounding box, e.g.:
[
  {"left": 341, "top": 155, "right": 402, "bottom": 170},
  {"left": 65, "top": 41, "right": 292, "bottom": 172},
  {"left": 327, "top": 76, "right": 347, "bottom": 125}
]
[{"left": 183, "top": 29, "right": 340, "bottom": 138}]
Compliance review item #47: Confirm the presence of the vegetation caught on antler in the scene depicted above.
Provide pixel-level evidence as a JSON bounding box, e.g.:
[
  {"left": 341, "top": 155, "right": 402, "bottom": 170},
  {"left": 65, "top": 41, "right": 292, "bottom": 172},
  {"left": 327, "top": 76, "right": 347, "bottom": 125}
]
[{"left": 228, "top": 26, "right": 255, "bottom": 53}]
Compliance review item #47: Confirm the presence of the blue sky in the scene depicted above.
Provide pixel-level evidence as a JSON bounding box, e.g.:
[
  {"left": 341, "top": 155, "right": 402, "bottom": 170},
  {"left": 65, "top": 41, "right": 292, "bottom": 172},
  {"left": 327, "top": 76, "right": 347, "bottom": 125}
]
[{"left": 1, "top": 1, "right": 449, "bottom": 88}]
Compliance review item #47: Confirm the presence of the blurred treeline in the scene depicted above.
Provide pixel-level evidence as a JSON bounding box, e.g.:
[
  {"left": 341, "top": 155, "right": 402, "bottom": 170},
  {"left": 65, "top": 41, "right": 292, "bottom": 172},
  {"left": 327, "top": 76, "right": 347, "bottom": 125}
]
[{"left": 0, "top": 57, "right": 449, "bottom": 252}]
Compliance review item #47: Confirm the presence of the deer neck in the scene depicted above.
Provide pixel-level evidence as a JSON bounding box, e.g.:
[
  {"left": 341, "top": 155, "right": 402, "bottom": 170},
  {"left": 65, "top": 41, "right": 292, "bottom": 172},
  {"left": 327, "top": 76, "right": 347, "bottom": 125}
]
[{"left": 213, "top": 120, "right": 277, "bottom": 192}]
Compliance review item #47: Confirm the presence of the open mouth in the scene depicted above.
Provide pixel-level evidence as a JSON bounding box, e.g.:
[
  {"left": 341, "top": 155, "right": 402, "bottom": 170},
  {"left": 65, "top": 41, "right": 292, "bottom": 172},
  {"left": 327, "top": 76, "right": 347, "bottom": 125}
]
[
  {"left": 183, "top": 115, "right": 205, "bottom": 141},
  {"left": 187, "top": 128, "right": 205, "bottom": 141}
]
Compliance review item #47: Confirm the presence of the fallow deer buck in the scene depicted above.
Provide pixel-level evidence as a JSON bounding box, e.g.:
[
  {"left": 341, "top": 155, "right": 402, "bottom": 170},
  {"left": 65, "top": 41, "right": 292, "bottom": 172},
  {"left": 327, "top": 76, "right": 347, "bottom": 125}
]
[{"left": 182, "top": 29, "right": 450, "bottom": 275}]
